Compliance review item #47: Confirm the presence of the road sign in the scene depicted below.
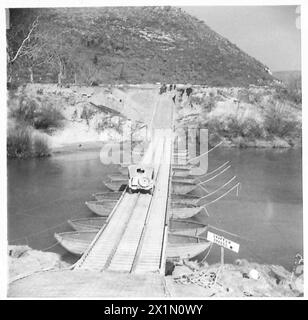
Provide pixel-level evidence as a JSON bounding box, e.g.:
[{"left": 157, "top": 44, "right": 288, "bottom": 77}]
[{"left": 207, "top": 231, "right": 240, "bottom": 253}]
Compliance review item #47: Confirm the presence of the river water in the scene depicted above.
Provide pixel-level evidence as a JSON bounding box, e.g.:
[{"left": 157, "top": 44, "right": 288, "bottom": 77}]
[{"left": 7, "top": 148, "right": 302, "bottom": 270}]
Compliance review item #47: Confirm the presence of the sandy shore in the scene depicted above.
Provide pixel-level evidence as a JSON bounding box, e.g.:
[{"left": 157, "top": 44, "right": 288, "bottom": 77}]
[
  {"left": 7, "top": 245, "right": 303, "bottom": 298},
  {"left": 51, "top": 141, "right": 105, "bottom": 155}
]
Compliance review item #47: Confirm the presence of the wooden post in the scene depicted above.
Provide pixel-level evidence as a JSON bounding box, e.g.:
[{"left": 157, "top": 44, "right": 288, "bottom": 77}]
[
  {"left": 28, "top": 67, "right": 33, "bottom": 83},
  {"left": 236, "top": 183, "right": 240, "bottom": 197},
  {"left": 220, "top": 246, "right": 224, "bottom": 266},
  {"left": 237, "top": 100, "right": 240, "bottom": 114},
  {"left": 130, "top": 120, "right": 133, "bottom": 163}
]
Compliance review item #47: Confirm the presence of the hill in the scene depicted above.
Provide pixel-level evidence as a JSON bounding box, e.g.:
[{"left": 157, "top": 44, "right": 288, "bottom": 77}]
[{"left": 7, "top": 7, "right": 274, "bottom": 87}]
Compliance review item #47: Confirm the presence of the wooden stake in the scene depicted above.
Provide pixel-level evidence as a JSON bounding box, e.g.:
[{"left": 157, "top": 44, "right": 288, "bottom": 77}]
[{"left": 221, "top": 246, "right": 224, "bottom": 266}]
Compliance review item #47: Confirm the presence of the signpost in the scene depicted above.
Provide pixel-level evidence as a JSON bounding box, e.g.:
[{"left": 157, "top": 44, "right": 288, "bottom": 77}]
[{"left": 207, "top": 231, "right": 240, "bottom": 266}]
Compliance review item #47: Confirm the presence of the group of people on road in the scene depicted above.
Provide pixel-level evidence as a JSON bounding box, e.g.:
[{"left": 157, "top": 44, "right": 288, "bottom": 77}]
[{"left": 159, "top": 83, "right": 177, "bottom": 94}]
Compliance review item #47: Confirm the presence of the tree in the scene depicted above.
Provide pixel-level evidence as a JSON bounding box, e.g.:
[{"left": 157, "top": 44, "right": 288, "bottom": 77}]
[
  {"left": 7, "top": 9, "right": 41, "bottom": 83},
  {"left": 76, "top": 58, "right": 101, "bottom": 85},
  {"left": 119, "top": 62, "right": 126, "bottom": 81},
  {"left": 7, "top": 8, "right": 109, "bottom": 85}
]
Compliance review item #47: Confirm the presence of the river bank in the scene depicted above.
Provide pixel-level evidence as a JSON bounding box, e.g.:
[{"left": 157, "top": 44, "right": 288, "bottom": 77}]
[
  {"left": 7, "top": 245, "right": 303, "bottom": 297},
  {"left": 175, "top": 85, "right": 302, "bottom": 149},
  {"left": 7, "top": 83, "right": 158, "bottom": 159},
  {"left": 7, "top": 83, "right": 302, "bottom": 159}
]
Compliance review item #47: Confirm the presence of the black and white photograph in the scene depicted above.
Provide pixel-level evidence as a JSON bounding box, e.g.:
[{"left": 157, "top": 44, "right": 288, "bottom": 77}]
[{"left": 1, "top": 0, "right": 305, "bottom": 299}]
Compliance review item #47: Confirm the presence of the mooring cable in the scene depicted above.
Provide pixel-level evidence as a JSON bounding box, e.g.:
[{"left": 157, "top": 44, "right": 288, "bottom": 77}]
[{"left": 196, "top": 165, "right": 231, "bottom": 186}]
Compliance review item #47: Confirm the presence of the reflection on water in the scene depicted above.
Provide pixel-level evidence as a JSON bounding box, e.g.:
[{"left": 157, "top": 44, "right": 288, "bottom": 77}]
[
  {"left": 195, "top": 148, "right": 302, "bottom": 270},
  {"left": 7, "top": 151, "right": 119, "bottom": 264},
  {"left": 7, "top": 148, "right": 302, "bottom": 270}
]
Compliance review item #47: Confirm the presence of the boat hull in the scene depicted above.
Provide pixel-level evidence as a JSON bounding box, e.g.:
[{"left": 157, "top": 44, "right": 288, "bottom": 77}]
[
  {"left": 171, "top": 194, "right": 201, "bottom": 206},
  {"left": 169, "top": 219, "right": 208, "bottom": 236},
  {"left": 118, "top": 166, "right": 128, "bottom": 175},
  {"left": 68, "top": 216, "right": 207, "bottom": 234},
  {"left": 173, "top": 168, "right": 209, "bottom": 178},
  {"left": 172, "top": 164, "right": 194, "bottom": 170},
  {"left": 85, "top": 200, "right": 117, "bottom": 216},
  {"left": 169, "top": 206, "right": 205, "bottom": 219},
  {"left": 187, "top": 185, "right": 210, "bottom": 198},
  {"left": 166, "top": 234, "right": 210, "bottom": 260},
  {"left": 108, "top": 174, "right": 128, "bottom": 182},
  {"left": 189, "top": 167, "right": 208, "bottom": 176},
  {"left": 93, "top": 192, "right": 122, "bottom": 201},
  {"left": 170, "top": 227, "right": 207, "bottom": 237},
  {"left": 55, "top": 231, "right": 210, "bottom": 259},
  {"left": 103, "top": 181, "right": 127, "bottom": 191},
  {"left": 173, "top": 170, "right": 191, "bottom": 177},
  {"left": 68, "top": 217, "right": 107, "bottom": 232},
  {"left": 54, "top": 231, "right": 98, "bottom": 256},
  {"left": 172, "top": 181, "right": 197, "bottom": 195}
]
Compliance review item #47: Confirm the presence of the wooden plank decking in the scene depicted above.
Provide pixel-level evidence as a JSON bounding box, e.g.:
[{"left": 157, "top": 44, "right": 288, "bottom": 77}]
[
  {"left": 74, "top": 96, "right": 173, "bottom": 274},
  {"left": 133, "top": 135, "right": 172, "bottom": 273}
]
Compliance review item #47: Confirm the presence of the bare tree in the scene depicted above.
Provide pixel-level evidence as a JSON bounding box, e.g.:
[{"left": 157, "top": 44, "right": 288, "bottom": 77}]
[
  {"left": 7, "top": 16, "right": 39, "bottom": 65},
  {"left": 7, "top": 13, "right": 40, "bottom": 83}
]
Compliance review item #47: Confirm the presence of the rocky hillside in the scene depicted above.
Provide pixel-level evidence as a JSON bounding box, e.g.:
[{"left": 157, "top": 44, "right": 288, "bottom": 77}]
[{"left": 8, "top": 7, "right": 274, "bottom": 87}]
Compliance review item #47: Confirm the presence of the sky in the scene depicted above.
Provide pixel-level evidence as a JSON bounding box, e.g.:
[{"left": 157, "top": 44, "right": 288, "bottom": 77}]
[{"left": 182, "top": 6, "right": 301, "bottom": 72}]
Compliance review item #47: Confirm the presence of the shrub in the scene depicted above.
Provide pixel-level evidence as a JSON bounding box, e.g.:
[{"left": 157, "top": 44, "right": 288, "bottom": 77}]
[
  {"left": 263, "top": 103, "right": 300, "bottom": 138},
  {"left": 7, "top": 127, "right": 32, "bottom": 158},
  {"left": 7, "top": 127, "right": 50, "bottom": 158},
  {"left": 33, "top": 105, "right": 64, "bottom": 130},
  {"left": 224, "top": 115, "right": 243, "bottom": 138},
  {"left": 96, "top": 117, "right": 123, "bottom": 134},
  {"left": 204, "top": 95, "right": 216, "bottom": 112},
  {"left": 274, "top": 79, "right": 302, "bottom": 105},
  {"left": 9, "top": 97, "right": 64, "bottom": 130},
  {"left": 33, "top": 135, "right": 51, "bottom": 157},
  {"left": 81, "top": 106, "right": 96, "bottom": 125},
  {"left": 95, "top": 118, "right": 109, "bottom": 132},
  {"left": 241, "top": 118, "right": 265, "bottom": 139},
  {"left": 10, "top": 96, "right": 37, "bottom": 126},
  {"left": 206, "top": 114, "right": 264, "bottom": 140}
]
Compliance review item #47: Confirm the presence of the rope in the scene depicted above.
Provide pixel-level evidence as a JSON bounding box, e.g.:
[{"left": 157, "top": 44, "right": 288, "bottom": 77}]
[
  {"left": 207, "top": 224, "right": 253, "bottom": 242},
  {"left": 197, "top": 165, "right": 231, "bottom": 186},
  {"left": 187, "top": 141, "right": 223, "bottom": 164},
  {"left": 198, "top": 176, "right": 237, "bottom": 200},
  {"left": 214, "top": 263, "right": 223, "bottom": 286},
  {"left": 203, "top": 206, "right": 210, "bottom": 217},
  {"left": 9, "top": 209, "right": 88, "bottom": 243},
  {"left": 200, "top": 183, "right": 240, "bottom": 207},
  {"left": 200, "top": 161, "right": 230, "bottom": 178},
  {"left": 197, "top": 183, "right": 210, "bottom": 194},
  {"left": 41, "top": 242, "right": 60, "bottom": 251},
  {"left": 10, "top": 221, "right": 69, "bottom": 243},
  {"left": 236, "top": 183, "right": 240, "bottom": 196},
  {"left": 12, "top": 193, "right": 81, "bottom": 216},
  {"left": 200, "top": 242, "right": 213, "bottom": 264},
  {"left": 14, "top": 212, "right": 44, "bottom": 219}
]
